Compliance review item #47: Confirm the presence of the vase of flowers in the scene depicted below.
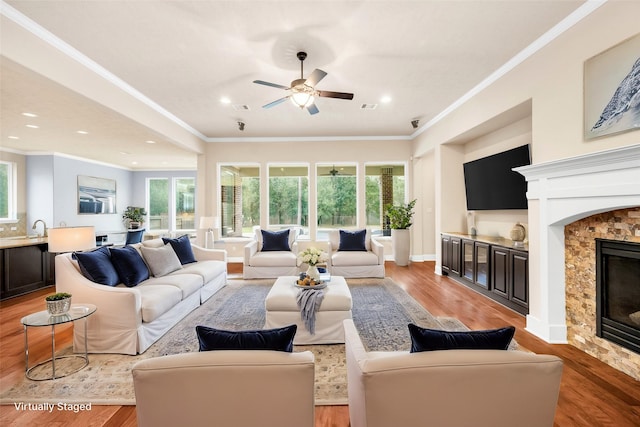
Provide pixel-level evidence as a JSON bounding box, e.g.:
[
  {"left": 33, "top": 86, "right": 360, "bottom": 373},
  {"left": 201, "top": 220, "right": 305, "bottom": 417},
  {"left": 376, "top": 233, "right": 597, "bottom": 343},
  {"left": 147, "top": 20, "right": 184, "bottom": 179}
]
[{"left": 298, "top": 247, "right": 328, "bottom": 281}]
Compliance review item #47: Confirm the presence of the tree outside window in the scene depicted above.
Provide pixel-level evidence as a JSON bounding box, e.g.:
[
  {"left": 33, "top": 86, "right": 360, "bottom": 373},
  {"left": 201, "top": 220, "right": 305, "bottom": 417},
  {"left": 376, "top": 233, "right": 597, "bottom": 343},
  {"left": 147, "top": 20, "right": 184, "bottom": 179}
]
[
  {"left": 148, "top": 178, "right": 169, "bottom": 230},
  {"left": 268, "top": 165, "right": 308, "bottom": 237},
  {"left": 317, "top": 164, "right": 357, "bottom": 240},
  {"left": 220, "top": 165, "right": 260, "bottom": 237},
  {"left": 365, "top": 164, "right": 406, "bottom": 235},
  {"left": 175, "top": 178, "right": 195, "bottom": 230}
]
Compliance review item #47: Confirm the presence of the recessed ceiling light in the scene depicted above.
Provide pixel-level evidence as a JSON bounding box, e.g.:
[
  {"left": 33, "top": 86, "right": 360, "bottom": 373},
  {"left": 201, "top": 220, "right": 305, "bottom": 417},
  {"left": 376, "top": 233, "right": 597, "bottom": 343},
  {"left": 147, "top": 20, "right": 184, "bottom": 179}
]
[
  {"left": 132, "top": 161, "right": 138, "bottom": 165},
  {"left": 25, "top": 124, "right": 39, "bottom": 129},
  {"left": 22, "top": 112, "right": 38, "bottom": 118},
  {"left": 380, "top": 95, "right": 392, "bottom": 103},
  {"left": 8, "top": 135, "right": 19, "bottom": 140},
  {"left": 220, "top": 97, "right": 231, "bottom": 104},
  {"left": 145, "top": 140, "right": 156, "bottom": 144},
  {"left": 120, "top": 151, "right": 130, "bottom": 155},
  {"left": 76, "top": 130, "right": 88, "bottom": 135}
]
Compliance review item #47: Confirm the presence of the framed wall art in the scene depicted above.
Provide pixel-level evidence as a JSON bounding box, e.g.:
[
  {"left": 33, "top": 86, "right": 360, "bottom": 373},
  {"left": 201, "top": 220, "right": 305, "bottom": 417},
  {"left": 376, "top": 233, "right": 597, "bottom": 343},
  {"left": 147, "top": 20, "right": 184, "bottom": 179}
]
[
  {"left": 77, "top": 175, "right": 117, "bottom": 214},
  {"left": 584, "top": 33, "right": 640, "bottom": 140}
]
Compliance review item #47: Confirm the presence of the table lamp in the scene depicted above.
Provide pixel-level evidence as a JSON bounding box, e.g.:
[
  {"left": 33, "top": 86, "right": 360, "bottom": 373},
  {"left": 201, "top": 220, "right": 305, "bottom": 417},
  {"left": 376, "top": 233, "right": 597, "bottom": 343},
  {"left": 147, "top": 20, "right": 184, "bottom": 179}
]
[
  {"left": 199, "top": 217, "right": 218, "bottom": 249},
  {"left": 47, "top": 226, "right": 96, "bottom": 253}
]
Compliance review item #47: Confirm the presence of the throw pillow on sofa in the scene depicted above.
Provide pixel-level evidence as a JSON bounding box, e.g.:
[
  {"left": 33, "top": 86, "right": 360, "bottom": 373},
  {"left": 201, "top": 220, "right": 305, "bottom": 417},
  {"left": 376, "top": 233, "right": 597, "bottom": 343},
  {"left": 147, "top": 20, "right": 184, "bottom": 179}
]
[
  {"left": 338, "top": 229, "right": 367, "bottom": 251},
  {"left": 195, "top": 324, "right": 297, "bottom": 352},
  {"left": 109, "top": 245, "right": 150, "bottom": 287},
  {"left": 73, "top": 246, "right": 120, "bottom": 286},
  {"left": 260, "top": 229, "right": 291, "bottom": 251},
  {"left": 141, "top": 244, "right": 183, "bottom": 277},
  {"left": 408, "top": 323, "right": 516, "bottom": 352},
  {"left": 162, "top": 235, "right": 197, "bottom": 264}
]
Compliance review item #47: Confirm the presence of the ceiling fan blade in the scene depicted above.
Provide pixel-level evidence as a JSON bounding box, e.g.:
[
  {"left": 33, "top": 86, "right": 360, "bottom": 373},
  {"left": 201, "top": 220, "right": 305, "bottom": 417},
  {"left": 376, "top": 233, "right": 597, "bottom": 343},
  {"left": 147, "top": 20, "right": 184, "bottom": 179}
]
[
  {"left": 306, "top": 103, "right": 320, "bottom": 115},
  {"left": 317, "top": 90, "right": 354, "bottom": 100},
  {"left": 262, "top": 97, "right": 289, "bottom": 109},
  {"left": 305, "top": 69, "right": 327, "bottom": 87},
  {"left": 253, "top": 80, "right": 290, "bottom": 90}
]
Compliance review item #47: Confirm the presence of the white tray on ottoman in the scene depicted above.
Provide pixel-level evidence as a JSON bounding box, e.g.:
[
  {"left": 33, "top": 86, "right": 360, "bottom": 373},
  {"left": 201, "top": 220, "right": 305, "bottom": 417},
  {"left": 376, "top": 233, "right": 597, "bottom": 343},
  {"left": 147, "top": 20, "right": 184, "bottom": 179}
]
[{"left": 264, "top": 276, "right": 353, "bottom": 345}]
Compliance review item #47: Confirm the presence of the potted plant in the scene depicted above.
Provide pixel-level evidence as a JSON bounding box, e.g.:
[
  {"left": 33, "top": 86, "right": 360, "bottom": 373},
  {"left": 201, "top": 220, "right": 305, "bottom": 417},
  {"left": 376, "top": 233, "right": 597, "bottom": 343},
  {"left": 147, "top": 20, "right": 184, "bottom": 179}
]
[
  {"left": 123, "top": 206, "right": 147, "bottom": 229},
  {"left": 45, "top": 292, "right": 72, "bottom": 315},
  {"left": 384, "top": 199, "right": 417, "bottom": 266}
]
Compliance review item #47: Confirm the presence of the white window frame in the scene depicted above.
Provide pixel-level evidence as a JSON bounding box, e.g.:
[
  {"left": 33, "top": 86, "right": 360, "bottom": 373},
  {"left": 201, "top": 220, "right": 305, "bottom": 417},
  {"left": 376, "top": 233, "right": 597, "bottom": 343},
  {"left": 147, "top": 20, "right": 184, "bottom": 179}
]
[{"left": 0, "top": 161, "right": 17, "bottom": 223}]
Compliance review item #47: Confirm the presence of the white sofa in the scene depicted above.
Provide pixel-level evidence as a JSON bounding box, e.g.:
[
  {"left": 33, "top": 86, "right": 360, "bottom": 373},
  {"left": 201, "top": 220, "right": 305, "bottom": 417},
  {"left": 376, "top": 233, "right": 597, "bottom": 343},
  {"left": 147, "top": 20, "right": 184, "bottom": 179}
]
[
  {"left": 132, "top": 350, "right": 315, "bottom": 427},
  {"left": 243, "top": 227, "right": 300, "bottom": 279},
  {"left": 328, "top": 229, "right": 385, "bottom": 278},
  {"left": 343, "top": 319, "right": 564, "bottom": 427},
  {"left": 55, "top": 238, "right": 227, "bottom": 355}
]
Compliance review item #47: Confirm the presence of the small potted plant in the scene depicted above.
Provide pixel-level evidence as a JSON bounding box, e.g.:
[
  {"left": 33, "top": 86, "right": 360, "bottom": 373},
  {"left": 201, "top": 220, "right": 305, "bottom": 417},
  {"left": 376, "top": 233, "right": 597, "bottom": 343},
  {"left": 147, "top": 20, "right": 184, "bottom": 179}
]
[
  {"left": 384, "top": 199, "right": 417, "bottom": 266},
  {"left": 123, "top": 206, "right": 147, "bottom": 229},
  {"left": 45, "top": 292, "right": 72, "bottom": 315}
]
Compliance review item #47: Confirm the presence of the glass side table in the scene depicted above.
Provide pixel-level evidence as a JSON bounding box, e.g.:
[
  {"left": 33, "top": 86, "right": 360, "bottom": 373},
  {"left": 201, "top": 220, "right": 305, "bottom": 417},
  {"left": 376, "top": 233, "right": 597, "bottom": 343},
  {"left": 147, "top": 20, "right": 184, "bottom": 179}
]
[{"left": 21, "top": 304, "right": 97, "bottom": 381}]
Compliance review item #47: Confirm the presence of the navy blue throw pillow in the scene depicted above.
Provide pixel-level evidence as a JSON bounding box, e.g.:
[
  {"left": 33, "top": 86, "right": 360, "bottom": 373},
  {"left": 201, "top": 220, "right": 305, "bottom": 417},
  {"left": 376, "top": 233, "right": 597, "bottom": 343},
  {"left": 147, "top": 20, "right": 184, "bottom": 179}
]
[
  {"left": 162, "top": 235, "right": 197, "bottom": 264},
  {"left": 338, "top": 229, "right": 367, "bottom": 251},
  {"left": 196, "top": 325, "right": 297, "bottom": 352},
  {"left": 408, "top": 323, "right": 516, "bottom": 353},
  {"left": 260, "top": 229, "right": 291, "bottom": 252},
  {"left": 73, "top": 246, "right": 119, "bottom": 286},
  {"left": 109, "top": 245, "right": 149, "bottom": 287}
]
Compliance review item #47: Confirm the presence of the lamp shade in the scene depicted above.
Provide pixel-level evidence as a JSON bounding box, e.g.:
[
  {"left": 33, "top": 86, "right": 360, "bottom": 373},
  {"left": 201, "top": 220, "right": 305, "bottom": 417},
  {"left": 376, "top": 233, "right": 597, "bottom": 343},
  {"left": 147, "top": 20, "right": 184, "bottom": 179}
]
[
  {"left": 199, "top": 216, "right": 219, "bottom": 230},
  {"left": 48, "top": 226, "right": 96, "bottom": 253}
]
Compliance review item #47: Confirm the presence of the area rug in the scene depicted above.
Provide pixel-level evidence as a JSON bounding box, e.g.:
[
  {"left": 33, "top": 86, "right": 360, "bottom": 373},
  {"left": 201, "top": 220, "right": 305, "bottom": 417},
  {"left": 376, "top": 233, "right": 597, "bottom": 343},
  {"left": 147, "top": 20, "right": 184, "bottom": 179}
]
[{"left": 0, "top": 278, "right": 488, "bottom": 406}]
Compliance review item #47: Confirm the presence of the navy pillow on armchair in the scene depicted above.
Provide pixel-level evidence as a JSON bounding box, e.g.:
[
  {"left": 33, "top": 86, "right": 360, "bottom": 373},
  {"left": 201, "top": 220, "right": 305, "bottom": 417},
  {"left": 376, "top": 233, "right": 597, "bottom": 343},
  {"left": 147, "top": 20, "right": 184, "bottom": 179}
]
[
  {"left": 196, "top": 324, "right": 297, "bottom": 352},
  {"left": 260, "top": 229, "right": 291, "bottom": 251},
  {"left": 338, "top": 229, "right": 367, "bottom": 251}
]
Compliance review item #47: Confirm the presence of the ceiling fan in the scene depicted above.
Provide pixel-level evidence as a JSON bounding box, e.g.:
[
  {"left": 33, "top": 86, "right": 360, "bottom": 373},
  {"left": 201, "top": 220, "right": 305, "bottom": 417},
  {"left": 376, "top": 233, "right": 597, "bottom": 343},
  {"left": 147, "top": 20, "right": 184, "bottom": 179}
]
[{"left": 253, "top": 51, "right": 354, "bottom": 115}]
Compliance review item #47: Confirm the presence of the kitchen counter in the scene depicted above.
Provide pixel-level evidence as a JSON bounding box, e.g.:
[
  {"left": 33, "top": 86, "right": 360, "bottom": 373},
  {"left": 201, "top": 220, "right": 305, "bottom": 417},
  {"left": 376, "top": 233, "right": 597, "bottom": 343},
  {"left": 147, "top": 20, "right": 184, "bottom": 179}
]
[{"left": 0, "top": 236, "right": 48, "bottom": 250}]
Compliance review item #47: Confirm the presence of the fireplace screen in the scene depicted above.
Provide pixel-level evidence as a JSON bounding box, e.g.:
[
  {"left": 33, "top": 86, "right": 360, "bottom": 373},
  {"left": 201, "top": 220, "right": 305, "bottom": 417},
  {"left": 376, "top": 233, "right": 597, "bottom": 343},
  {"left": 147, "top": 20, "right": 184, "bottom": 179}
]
[{"left": 596, "top": 239, "right": 640, "bottom": 354}]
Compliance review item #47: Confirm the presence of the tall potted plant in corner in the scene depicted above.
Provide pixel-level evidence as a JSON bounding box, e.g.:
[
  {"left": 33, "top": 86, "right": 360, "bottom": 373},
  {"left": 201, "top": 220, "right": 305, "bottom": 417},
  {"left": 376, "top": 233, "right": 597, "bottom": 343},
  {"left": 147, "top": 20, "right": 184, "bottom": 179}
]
[
  {"left": 123, "top": 206, "right": 147, "bottom": 229},
  {"left": 385, "top": 199, "right": 416, "bottom": 266}
]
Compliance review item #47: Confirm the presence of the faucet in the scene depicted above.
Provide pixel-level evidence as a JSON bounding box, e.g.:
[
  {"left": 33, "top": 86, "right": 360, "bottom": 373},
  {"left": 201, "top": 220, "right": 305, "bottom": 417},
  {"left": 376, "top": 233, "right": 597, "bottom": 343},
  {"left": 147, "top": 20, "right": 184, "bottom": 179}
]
[{"left": 32, "top": 219, "right": 48, "bottom": 237}]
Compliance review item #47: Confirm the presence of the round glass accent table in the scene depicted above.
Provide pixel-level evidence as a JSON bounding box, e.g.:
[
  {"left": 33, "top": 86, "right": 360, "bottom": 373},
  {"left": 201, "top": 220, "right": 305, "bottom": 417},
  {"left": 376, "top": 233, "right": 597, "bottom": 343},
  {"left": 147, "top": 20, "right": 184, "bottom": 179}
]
[{"left": 21, "top": 304, "right": 97, "bottom": 381}]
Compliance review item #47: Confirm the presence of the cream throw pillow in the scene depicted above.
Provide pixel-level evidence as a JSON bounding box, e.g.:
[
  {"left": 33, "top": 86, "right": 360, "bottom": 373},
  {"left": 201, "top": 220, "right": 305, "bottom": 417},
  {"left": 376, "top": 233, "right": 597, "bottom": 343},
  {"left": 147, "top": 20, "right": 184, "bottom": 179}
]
[{"left": 141, "top": 244, "right": 183, "bottom": 277}]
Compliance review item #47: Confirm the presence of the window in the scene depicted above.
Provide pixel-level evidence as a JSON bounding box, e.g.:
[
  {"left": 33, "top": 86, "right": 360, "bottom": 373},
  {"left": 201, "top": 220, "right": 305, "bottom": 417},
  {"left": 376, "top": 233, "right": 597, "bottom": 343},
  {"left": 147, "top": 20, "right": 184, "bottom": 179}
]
[
  {"left": 148, "top": 178, "right": 169, "bottom": 230},
  {"left": 317, "top": 164, "right": 357, "bottom": 240},
  {"left": 219, "top": 164, "right": 260, "bottom": 237},
  {"left": 175, "top": 178, "right": 195, "bottom": 231},
  {"left": 269, "top": 165, "right": 308, "bottom": 237},
  {"left": 0, "top": 161, "right": 16, "bottom": 221},
  {"left": 365, "top": 164, "right": 406, "bottom": 235}
]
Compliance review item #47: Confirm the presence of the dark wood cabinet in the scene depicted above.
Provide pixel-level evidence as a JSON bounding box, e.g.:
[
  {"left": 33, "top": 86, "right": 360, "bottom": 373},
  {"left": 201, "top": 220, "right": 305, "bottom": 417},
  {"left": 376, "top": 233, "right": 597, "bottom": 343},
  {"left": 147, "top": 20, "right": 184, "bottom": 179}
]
[
  {"left": 441, "top": 233, "right": 528, "bottom": 315},
  {"left": 1, "top": 244, "right": 54, "bottom": 300}
]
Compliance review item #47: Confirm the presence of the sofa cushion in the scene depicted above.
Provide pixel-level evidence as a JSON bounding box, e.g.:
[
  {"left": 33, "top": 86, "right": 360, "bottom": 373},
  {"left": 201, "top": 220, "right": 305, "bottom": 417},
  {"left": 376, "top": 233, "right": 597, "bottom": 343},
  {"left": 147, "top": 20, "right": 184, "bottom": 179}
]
[
  {"left": 331, "top": 250, "right": 379, "bottom": 266},
  {"left": 196, "top": 324, "right": 297, "bottom": 352},
  {"left": 260, "top": 229, "right": 291, "bottom": 251},
  {"left": 141, "top": 244, "right": 183, "bottom": 277},
  {"left": 249, "top": 251, "right": 297, "bottom": 267},
  {"left": 408, "top": 323, "right": 516, "bottom": 352},
  {"left": 177, "top": 260, "right": 227, "bottom": 284},
  {"left": 162, "top": 235, "right": 197, "bottom": 264},
  {"left": 135, "top": 283, "right": 183, "bottom": 322},
  {"left": 338, "top": 229, "right": 367, "bottom": 251},
  {"left": 255, "top": 227, "right": 297, "bottom": 251},
  {"left": 109, "top": 246, "right": 150, "bottom": 287},
  {"left": 144, "top": 273, "right": 203, "bottom": 299},
  {"left": 73, "top": 246, "right": 120, "bottom": 286}
]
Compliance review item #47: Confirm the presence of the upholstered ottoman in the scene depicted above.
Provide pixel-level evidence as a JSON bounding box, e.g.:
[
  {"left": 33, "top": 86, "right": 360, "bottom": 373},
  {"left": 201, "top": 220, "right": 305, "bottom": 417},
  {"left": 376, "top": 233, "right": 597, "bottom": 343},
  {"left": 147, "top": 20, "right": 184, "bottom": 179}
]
[{"left": 264, "top": 276, "right": 353, "bottom": 345}]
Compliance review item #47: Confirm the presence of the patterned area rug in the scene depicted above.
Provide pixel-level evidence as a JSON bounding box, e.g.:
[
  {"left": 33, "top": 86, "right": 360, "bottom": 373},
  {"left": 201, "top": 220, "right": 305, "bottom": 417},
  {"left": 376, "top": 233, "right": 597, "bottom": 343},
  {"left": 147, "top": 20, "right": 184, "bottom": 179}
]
[{"left": 0, "top": 278, "right": 481, "bottom": 406}]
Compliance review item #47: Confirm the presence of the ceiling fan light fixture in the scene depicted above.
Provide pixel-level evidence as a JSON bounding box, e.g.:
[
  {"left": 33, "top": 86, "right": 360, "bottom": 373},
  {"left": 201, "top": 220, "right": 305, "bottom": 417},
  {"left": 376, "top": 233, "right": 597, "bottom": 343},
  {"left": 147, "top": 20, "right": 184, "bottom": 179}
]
[{"left": 291, "top": 92, "right": 315, "bottom": 108}]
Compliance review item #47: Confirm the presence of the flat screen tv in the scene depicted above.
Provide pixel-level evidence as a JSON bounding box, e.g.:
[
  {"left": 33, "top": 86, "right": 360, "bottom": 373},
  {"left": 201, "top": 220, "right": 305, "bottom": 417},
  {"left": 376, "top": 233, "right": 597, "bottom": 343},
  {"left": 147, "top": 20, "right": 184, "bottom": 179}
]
[{"left": 463, "top": 145, "right": 530, "bottom": 210}]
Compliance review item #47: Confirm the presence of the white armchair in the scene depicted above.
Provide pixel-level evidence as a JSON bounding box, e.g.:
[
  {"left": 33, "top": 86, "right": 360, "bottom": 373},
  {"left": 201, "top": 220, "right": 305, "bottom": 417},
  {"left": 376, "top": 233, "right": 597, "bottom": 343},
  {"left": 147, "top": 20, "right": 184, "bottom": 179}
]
[
  {"left": 243, "top": 227, "right": 300, "bottom": 279},
  {"left": 328, "top": 229, "right": 385, "bottom": 278}
]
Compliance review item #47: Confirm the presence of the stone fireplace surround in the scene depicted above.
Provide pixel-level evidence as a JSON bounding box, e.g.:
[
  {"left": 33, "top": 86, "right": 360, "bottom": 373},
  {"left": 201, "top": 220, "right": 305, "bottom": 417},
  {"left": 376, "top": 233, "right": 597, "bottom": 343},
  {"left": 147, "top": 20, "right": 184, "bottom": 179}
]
[{"left": 516, "top": 143, "right": 640, "bottom": 379}]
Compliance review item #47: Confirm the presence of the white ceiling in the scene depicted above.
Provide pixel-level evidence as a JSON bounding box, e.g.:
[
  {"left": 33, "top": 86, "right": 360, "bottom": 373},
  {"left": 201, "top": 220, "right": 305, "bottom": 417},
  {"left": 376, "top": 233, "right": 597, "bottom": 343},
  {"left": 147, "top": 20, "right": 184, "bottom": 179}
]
[{"left": 1, "top": 0, "right": 587, "bottom": 170}]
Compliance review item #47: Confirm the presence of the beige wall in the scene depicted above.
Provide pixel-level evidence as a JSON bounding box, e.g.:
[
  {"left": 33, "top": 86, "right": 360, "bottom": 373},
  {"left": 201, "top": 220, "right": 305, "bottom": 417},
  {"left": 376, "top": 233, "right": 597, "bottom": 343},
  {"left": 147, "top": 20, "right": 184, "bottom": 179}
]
[{"left": 413, "top": 1, "right": 640, "bottom": 271}]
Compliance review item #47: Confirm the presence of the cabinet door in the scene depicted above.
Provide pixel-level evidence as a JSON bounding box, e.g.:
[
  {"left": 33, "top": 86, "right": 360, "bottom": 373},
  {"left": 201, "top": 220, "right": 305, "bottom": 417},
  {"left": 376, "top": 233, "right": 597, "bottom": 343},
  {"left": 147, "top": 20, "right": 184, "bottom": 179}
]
[
  {"left": 474, "top": 242, "right": 490, "bottom": 289},
  {"left": 510, "top": 250, "right": 529, "bottom": 308},
  {"left": 450, "top": 237, "right": 461, "bottom": 276},
  {"left": 491, "top": 247, "right": 509, "bottom": 298},
  {"left": 441, "top": 235, "right": 451, "bottom": 274},
  {"left": 462, "top": 239, "right": 475, "bottom": 282},
  {"left": 2, "top": 245, "right": 47, "bottom": 299}
]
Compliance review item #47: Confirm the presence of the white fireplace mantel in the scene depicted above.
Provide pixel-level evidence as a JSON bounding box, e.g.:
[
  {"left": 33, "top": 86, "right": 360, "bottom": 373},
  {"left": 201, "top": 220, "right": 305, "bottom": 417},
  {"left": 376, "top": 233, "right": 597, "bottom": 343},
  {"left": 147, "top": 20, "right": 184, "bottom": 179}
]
[{"left": 515, "top": 143, "right": 640, "bottom": 343}]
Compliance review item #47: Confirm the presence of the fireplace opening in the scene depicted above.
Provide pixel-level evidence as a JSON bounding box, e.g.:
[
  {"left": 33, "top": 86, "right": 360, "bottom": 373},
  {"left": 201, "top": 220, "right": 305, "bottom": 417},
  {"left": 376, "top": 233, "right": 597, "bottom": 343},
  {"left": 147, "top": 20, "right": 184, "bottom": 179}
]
[{"left": 596, "top": 239, "right": 640, "bottom": 354}]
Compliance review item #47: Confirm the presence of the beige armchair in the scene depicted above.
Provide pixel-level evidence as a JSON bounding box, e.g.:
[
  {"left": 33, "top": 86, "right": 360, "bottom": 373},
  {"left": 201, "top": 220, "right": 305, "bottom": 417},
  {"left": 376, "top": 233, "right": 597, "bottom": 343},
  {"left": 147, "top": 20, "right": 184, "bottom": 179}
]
[
  {"left": 243, "top": 227, "right": 300, "bottom": 278},
  {"left": 328, "top": 229, "right": 385, "bottom": 278},
  {"left": 344, "top": 319, "right": 563, "bottom": 427},
  {"left": 132, "top": 350, "right": 315, "bottom": 427}
]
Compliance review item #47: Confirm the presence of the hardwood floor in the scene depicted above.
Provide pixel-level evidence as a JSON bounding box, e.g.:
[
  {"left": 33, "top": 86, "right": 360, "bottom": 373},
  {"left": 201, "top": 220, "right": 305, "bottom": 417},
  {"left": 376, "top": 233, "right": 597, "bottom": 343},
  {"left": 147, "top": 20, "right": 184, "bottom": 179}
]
[{"left": 1, "top": 261, "right": 638, "bottom": 426}]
